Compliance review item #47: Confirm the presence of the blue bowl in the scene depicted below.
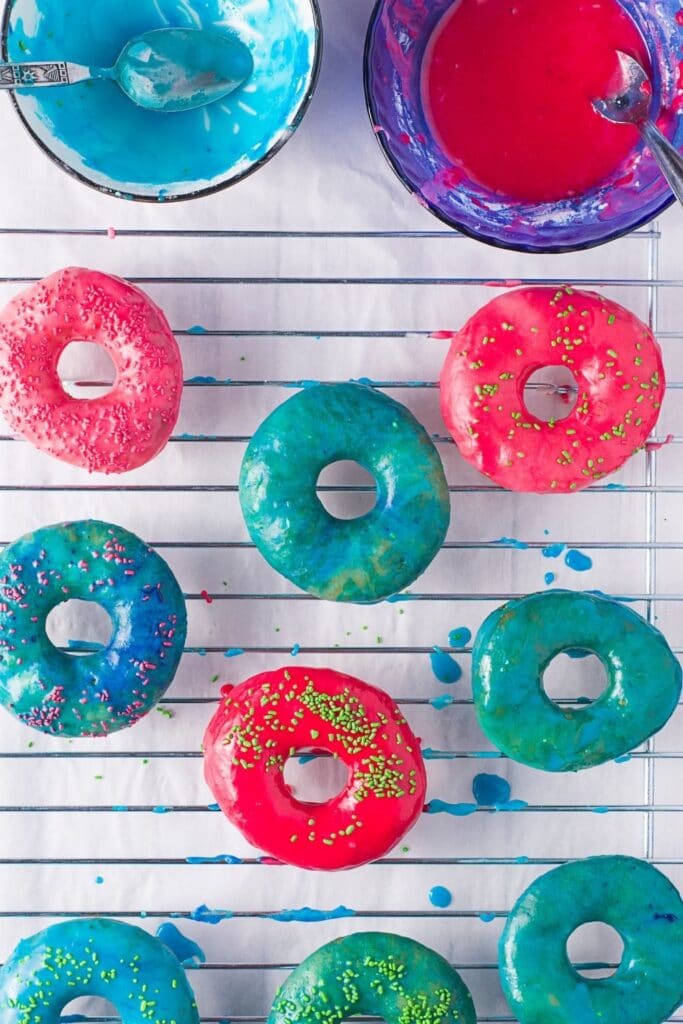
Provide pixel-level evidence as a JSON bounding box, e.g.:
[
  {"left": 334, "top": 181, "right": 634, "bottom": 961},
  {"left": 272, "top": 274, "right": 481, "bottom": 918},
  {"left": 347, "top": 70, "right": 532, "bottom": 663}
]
[
  {"left": 364, "top": 0, "right": 681, "bottom": 252},
  {"left": 2, "top": 0, "right": 322, "bottom": 202}
]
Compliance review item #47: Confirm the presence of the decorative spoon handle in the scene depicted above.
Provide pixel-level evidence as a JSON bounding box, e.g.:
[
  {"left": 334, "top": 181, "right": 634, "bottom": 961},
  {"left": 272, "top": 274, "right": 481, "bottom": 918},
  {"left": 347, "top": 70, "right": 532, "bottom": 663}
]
[
  {"left": 641, "top": 120, "right": 683, "bottom": 207},
  {"left": 0, "top": 61, "right": 92, "bottom": 88}
]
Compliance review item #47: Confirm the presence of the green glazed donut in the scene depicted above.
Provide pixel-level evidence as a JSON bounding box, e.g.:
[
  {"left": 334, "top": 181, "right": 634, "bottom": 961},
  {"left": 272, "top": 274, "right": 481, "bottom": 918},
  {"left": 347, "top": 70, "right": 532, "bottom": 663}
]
[
  {"left": 0, "top": 917, "right": 200, "bottom": 1024},
  {"left": 500, "top": 855, "right": 683, "bottom": 1024},
  {"left": 472, "top": 589, "right": 681, "bottom": 771},
  {"left": 240, "top": 383, "right": 450, "bottom": 602},
  {"left": 268, "top": 932, "right": 476, "bottom": 1024}
]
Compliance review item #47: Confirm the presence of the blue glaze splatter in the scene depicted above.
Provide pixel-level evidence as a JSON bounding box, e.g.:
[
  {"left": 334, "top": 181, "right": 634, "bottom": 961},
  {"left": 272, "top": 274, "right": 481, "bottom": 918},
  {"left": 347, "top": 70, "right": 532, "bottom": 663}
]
[
  {"left": 6, "top": 0, "right": 319, "bottom": 200},
  {"left": 156, "top": 922, "right": 206, "bottom": 966},
  {"left": 565, "top": 549, "right": 593, "bottom": 572},
  {"left": 186, "top": 854, "right": 243, "bottom": 864},
  {"left": 94, "top": 876, "right": 104, "bottom": 885},
  {"left": 429, "top": 694, "right": 455, "bottom": 711},
  {"left": 544, "top": 572, "right": 556, "bottom": 586},
  {"left": 542, "top": 543, "right": 566, "bottom": 558},
  {"left": 191, "top": 904, "right": 234, "bottom": 924},
  {"left": 472, "top": 773, "right": 511, "bottom": 806},
  {"left": 291, "top": 643, "right": 301, "bottom": 656},
  {"left": 429, "top": 886, "right": 452, "bottom": 908},
  {"left": 430, "top": 647, "right": 462, "bottom": 684},
  {"left": 448, "top": 627, "right": 472, "bottom": 647}
]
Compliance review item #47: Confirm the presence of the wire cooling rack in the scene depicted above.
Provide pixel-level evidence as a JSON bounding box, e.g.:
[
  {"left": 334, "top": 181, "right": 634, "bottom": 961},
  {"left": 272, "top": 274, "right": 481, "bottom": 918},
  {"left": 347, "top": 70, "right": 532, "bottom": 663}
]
[{"left": 0, "top": 2, "right": 682, "bottom": 1020}]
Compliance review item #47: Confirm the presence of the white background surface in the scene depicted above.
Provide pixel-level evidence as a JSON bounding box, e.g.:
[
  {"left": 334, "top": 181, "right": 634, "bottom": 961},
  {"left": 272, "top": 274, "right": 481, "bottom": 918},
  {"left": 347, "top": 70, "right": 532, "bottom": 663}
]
[{"left": 0, "top": 0, "right": 680, "bottom": 1020}]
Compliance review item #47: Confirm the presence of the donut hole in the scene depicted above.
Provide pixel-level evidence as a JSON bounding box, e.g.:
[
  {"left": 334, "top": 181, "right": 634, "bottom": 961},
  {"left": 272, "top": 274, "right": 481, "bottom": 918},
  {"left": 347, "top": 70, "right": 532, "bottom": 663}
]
[
  {"left": 57, "top": 340, "right": 117, "bottom": 398},
  {"left": 283, "top": 750, "right": 350, "bottom": 803},
  {"left": 566, "top": 921, "right": 625, "bottom": 979},
  {"left": 317, "top": 461, "right": 378, "bottom": 520},
  {"left": 46, "top": 599, "right": 114, "bottom": 656},
  {"left": 61, "top": 996, "right": 120, "bottom": 1018},
  {"left": 542, "top": 651, "right": 609, "bottom": 708},
  {"left": 523, "top": 366, "right": 578, "bottom": 422}
]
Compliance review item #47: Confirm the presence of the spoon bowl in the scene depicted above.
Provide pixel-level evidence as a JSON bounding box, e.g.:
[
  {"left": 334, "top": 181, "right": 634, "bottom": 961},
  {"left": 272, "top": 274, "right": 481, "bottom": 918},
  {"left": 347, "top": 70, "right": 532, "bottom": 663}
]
[{"left": 114, "top": 27, "right": 254, "bottom": 112}]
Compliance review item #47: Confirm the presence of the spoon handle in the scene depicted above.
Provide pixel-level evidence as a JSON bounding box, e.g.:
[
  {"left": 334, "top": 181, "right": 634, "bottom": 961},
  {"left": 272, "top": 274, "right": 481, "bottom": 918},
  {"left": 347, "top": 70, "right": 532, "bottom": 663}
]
[
  {"left": 0, "top": 61, "right": 92, "bottom": 88},
  {"left": 641, "top": 119, "right": 683, "bottom": 207}
]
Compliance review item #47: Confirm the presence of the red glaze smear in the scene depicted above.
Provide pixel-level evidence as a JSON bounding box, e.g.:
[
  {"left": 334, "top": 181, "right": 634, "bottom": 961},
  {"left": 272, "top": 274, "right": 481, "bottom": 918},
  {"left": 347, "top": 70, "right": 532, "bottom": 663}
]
[
  {"left": 203, "top": 665, "right": 427, "bottom": 871},
  {"left": 421, "top": 0, "right": 649, "bottom": 202}
]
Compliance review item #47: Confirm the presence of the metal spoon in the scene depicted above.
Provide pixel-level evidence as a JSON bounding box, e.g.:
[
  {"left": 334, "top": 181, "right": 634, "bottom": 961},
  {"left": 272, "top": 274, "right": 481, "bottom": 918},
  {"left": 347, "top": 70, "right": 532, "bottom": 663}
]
[
  {"left": 594, "top": 50, "right": 683, "bottom": 206},
  {"left": 0, "top": 27, "right": 254, "bottom": 113}
]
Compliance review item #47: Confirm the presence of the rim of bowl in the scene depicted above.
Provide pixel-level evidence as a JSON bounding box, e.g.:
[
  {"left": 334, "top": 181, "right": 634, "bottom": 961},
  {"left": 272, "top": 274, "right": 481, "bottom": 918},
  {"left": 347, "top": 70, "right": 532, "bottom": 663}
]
[
  {"left": 1, "top": 0, "right": 324, "bottom": 203},
  {"left": 362, "top": 0, "right": 675, "bottom": 254}
]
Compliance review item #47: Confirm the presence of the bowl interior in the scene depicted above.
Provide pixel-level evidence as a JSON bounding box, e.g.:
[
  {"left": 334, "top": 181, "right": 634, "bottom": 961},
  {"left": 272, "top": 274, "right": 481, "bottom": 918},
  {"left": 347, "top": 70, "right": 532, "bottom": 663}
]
[
  {"left": 364, "top": 0, "right": 680, "bottom": 252},
  {"left": 3, "top": 0, "right": 321, "bottom": 201}
]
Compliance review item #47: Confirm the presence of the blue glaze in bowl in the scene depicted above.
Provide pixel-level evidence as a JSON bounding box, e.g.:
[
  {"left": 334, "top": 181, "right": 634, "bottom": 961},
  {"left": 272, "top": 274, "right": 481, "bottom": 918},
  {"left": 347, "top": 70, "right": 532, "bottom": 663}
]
[
  {"left": 2, "top": 0, "right": 321, "bottom": 202},
  {"left": 364, "top": 0, "right": 681, "bottom": 252}
]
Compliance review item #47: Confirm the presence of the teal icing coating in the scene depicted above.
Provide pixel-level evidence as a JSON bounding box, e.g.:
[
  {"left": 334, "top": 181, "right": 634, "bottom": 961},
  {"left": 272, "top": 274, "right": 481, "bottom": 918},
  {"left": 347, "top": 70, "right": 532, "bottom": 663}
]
[
  {"left": 268, "top": 932, "right": 476, "bottom": 1024},
  {"left": 114, "top": 28, "right": 254, "bottom": 113},
  {"left": 4, "top": 0, "right": 320, "bottom": 200},
  {"left": 0, "top": 519, "right": 187, "bottom": 737},
  {"left": 472, "top": 589, "right": 681, "bottom": 772},
  {"left": 240, "top": 383, "right": 450, "bottom": 603},
  {"left": 500, "top": 855, "right": 683, "bottom": 1024},
  {"left": 0, "top": 918, "right": 200, "bottom": 1024}
]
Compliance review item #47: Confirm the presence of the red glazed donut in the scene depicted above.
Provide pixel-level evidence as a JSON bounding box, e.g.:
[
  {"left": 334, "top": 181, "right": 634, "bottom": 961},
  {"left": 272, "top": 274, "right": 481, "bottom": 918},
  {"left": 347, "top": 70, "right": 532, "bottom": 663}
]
[
  {"left": 203, "top": 666, "right": 426, "bottom": 870},
  {"left": 0, "top": 267, "right": 183, "bottom": 473},
  {"left": 439, "top": 286, "right": 665, "bottom": 493}
]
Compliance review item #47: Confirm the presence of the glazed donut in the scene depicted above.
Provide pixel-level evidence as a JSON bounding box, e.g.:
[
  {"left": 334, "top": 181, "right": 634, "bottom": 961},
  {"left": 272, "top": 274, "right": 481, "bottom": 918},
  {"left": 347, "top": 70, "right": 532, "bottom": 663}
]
[
  {"left": 439, "top": 286, "right": 665, "bottom": 492},
  {"left": 0, "top": 917, "right": 200, "bottom": 1023},
  {"left": 472, "top": 589, "right": 681, "bottom": 771},
  {"left": 500, "top": 855, "right": 683, "bottom": 1024},
  {"left": 269, "top": 932, "right": 476, "bottom": 1024},
  {"left": 0, "top": 266, "right": 183, "bottom": 473},
  {"left": 0, "top": 519, "right": 186, "bottom": 737},
  {"left": 240, "top": 382, "right": 450, "bottom": 602},
  {"left": 203, "top": 666, "right": 427, "bottom": 870}
]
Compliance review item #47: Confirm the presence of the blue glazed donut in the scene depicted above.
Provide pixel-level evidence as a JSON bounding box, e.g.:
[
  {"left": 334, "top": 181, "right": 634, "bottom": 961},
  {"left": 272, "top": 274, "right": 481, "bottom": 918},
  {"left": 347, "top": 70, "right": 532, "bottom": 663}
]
[
  {"left": 0, "top": 918, "right": 200, "bottom": 1024},
  {"left": 500, "top": 855, "right": 683, "bottom": 1024},
  {"left": 240, "top": 383, "right": 450, "bottom": 602},
  {"left": 0, "top": 519, "right": 186, "bottom": 737},
  {"left": 472, "top": 589, "right": 681, "bottom": 771}
]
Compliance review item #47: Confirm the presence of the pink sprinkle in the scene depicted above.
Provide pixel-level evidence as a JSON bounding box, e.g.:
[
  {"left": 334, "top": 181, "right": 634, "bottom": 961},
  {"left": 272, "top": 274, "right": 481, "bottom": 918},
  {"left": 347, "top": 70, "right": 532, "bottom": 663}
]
[
  {"left": 106, "top": 227, "right": 117, "bottom": 240},
  {"left": 372, "top": 124, "right": 385, "bottom": 134}
]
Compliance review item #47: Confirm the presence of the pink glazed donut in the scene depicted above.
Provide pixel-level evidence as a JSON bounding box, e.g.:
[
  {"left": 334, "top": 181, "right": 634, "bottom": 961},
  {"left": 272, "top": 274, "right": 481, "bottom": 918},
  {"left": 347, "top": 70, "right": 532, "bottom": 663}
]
[
  {"left": 0, "top": 267, "right": 182, "bottom": 473},
  {"left": 440, "top": 285, "right": 665, "bottom": 493}
]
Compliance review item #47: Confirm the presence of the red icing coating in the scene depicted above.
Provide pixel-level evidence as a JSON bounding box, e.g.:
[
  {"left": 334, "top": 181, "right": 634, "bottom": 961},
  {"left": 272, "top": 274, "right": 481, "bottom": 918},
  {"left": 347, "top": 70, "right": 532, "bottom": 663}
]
[
  {"left": 439, "top": 286, "right": 665, "bottom": 494},
  {"left": 0, "top": 267, "right": 183, "bottom": 473},
  {"left": 203, "top": 666, "right": 426, "bottom": 871},
  {"left": 421, "top": 0, "right": 647, "bottom": 203}
]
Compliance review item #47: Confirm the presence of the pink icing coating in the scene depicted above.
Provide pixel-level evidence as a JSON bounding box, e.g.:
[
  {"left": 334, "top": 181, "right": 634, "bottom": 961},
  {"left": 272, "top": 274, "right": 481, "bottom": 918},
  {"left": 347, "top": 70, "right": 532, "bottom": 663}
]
[
  {"left": 0, "top": 267, "right": 183, "bottom": 474},
  {"left": 440, "top": 286, "right": 665, "bottom": 493}
]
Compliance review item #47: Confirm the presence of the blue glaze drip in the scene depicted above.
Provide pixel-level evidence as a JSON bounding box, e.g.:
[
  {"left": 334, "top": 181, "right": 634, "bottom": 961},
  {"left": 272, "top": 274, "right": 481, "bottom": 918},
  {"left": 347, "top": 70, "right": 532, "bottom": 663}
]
[
  {"left": 429, "top": 694, "right": 455, "bottom": 711},
  {"left": 291, "top": 643, "right": 301, "bottom": 656},
  {"left": 156, "top": 923, "right": 207, "bottom": 965},
  {"left": 428, "top": 886, "right": 452, "bottom": 908},
  {"left": 7, "top": 0, "right": 319, "bottom": 200},
  {"left": 187, "top": 325, "right": 208, "bottom": 335},
  {"left": 266, "top": 906, "right": 356, "bottom": 923},
  {"left": 614, "top": 753, "right": 632, "bottom": 764},
  {"left": 298, "top": 753, "right": 316, "bottom": 764},
  {"left": 493, "top": 536, "right": 529, "bottom": 550},
  {"left": 605, "top": 482, "right": 627, "bottom": 490},
  {"left": 188, "top": 375, "right": 218, "bottom": 384},
  {"left": 207, "top": 802, "right": 220, "bottom": 811},
  {"left": 153, "top": 805, "right": 170, "bottom": 814},
  {"left": 425, "top": 800, "right": 478, "bottom": 816},
  {"left": 225, "top": 648, "right": 245, "bottom": 658},
  {"left": 94, "top": 876, "right": 104, "bottom": 885},
  {"left": 565, "top": 549, "right": 593, "bottom": 572},
  {"left": 422, "top": 747, "right": 457, "bottom": 760},
  {"left": 430, "top": 647, "right": 462, "bottom": 684},
  {"left": 479, "top": 912, "right": 496, "bottom": 923},
  {"left": 544, "top": 572, "right": 556, "bottom": 586},
  {"left": 190, "top": 904, "right": 233, "bottom": 924},
  {"left": 472, "top": 773, "right": 511, "bottom": 806},
  {"left": 112, "top": 805, "right": 129, "bottom": 811},
  {"left": 448, "top": 626, "right": 472, "bottom": 647},
  {"left": 542, "top": 543, "right": 566, "bottom": 558},
  {"left": 186, "top": 854, "right": 243, "bottom": 864},
  {"left": 564, "top": 647, "right": 591, "bottom": 659},
  {"left": 386, "top": 592, "right": 421, "bottom": 602}
]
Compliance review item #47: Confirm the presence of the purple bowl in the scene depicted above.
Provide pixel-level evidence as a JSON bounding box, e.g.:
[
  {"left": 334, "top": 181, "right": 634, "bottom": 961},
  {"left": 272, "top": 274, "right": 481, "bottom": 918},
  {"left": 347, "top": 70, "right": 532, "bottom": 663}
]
[{"left": 364, "top": 0, "right": 681, "bottom": 253}]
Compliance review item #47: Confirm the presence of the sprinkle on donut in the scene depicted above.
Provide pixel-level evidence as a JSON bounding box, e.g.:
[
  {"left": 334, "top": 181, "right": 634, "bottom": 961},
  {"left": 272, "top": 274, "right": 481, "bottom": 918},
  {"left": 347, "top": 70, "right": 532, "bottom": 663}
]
[
  {"left": 203, "top": 666, "right": 427, "bottom": 870},
  {"left": 439, "top": 285, "right": 665, "bottom": 493}
]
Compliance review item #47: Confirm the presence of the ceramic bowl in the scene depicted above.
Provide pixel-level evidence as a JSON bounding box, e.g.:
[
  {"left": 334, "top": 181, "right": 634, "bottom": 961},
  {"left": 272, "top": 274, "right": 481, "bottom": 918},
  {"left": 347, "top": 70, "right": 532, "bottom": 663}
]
[
  {"left": 2, "top": 0, "right": 322, "bottom": 202},
  {"left": 364, "top": 0, "right": 681, "bottom": 252}
]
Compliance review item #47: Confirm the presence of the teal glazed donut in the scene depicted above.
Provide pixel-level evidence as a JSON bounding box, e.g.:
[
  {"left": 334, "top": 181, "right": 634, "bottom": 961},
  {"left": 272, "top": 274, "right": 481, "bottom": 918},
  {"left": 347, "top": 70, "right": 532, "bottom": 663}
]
[
  {"left": 269, "top": 932, "right": 477, "bottom": 1024},
  {"left": 0, "top": 917, "right": 200, "bottom": 1024},
  {"left": 240, "top": 383, "right": 450, "bottom": 602},
  {"left": 500, "top": 855, "right": 683, "bottom": 1024},
  {"left": 472, "top": 589, "right": 681, "bottom": 771},
  {"left": 0, "top": 519, "right": 186, "bottom": 737}
]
